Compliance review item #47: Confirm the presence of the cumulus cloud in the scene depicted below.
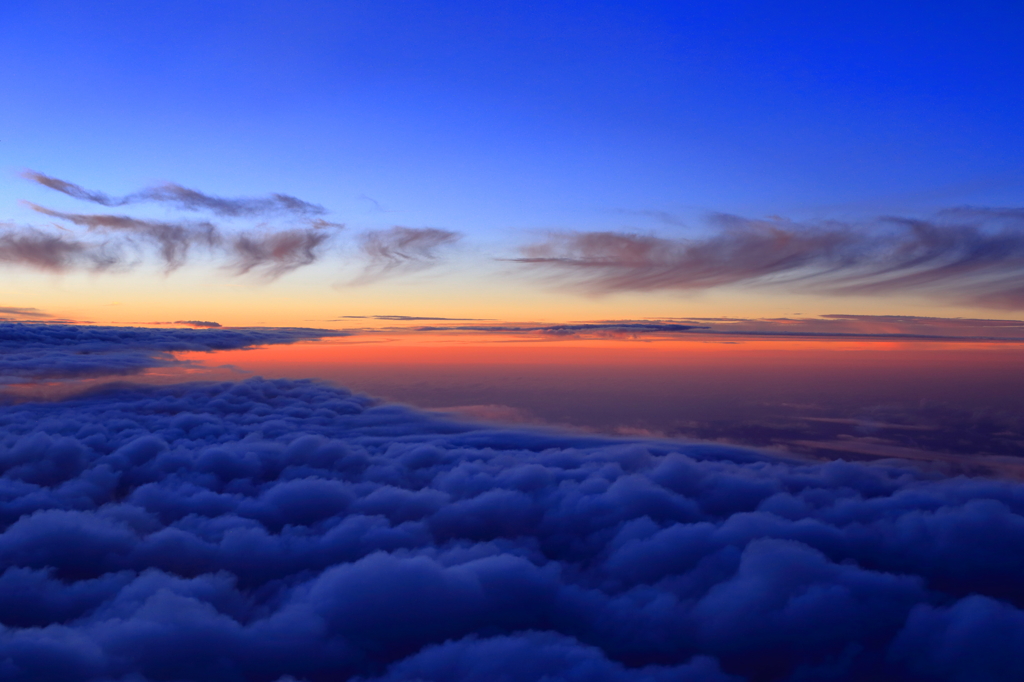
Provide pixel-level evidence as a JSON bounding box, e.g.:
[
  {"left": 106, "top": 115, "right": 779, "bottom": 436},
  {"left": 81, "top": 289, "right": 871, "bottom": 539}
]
[
  {"left": 514, "top": 209, "right": 1024, "bottom": 308},
  {"left": 23, "top": 171, "right": 326, "bottom": 217},
  {"left": 355, "top": 226, "right": 461, "bottom": 282},
  {"left": 0, "top": 377, "right": 1022, "bottom": 680},
  {"left": 0, "top": 323, "right": 345, "bottom": 382}
]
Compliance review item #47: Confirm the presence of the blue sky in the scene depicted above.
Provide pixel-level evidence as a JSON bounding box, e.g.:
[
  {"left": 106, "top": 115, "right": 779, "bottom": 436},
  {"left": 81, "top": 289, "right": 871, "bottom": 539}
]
[
  {"left": 1, "top": 1, "right": 1023, "bottom": 325},
  {"left": 4, "top": 0, "right": 1022, "bottom": 231}
]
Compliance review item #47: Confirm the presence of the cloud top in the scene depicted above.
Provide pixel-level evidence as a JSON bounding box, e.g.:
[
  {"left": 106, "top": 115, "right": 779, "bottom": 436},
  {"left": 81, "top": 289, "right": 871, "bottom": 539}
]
[{"left": 0, "top": 377, "right": 1023, "bottom": 679}]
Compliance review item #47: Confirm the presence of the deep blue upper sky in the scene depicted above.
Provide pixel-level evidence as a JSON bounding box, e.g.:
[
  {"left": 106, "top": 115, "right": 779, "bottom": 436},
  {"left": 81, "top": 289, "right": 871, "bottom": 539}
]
[{"left": 3, "top": 0, "right": 1022, "bottom": 238}]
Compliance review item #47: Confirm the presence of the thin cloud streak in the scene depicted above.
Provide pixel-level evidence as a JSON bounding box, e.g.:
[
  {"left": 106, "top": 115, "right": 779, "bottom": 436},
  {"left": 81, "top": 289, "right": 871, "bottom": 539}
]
[
  {"left": 23, "top": 171, "right": 326, "bottom": 217},
  {"left": 0, "top": 307, "right": 50, "bottom": 318},
  {"left": 349, "top": 315, "right": 1024, "bottom": 342},
  {"left": 338, "top": 315, "right": 493, "bottom": 321},
  {"left": 513, "top": 209, "right": 1024, "bottom": 308},
  {"left": 175, "top": 320, "right": 222, "bottom": 328}
]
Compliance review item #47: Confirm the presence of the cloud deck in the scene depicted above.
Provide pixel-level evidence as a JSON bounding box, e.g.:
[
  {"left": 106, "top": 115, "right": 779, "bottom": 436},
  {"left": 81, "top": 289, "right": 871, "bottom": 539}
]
[{"left": 1, "top": 362, "right": 1023, "bottom": 679}]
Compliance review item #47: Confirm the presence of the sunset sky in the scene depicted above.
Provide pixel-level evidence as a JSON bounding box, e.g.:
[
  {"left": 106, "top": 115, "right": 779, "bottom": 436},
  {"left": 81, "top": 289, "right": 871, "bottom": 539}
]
[
  {"left": 3, "top": 1, "right": 1024, "bottom": 327},
  {"left": 4, "top": 3, "right": 1024, "bottom": 681}
]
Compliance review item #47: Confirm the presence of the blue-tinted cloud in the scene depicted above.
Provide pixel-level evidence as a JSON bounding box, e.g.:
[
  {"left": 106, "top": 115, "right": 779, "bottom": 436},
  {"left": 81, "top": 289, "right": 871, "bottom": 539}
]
[
  {"left": 0, "top": 323, "right": 345, "bottom": 382},
  {"left": 0, "top": 376, "right": 1023, "bottom": 680}
]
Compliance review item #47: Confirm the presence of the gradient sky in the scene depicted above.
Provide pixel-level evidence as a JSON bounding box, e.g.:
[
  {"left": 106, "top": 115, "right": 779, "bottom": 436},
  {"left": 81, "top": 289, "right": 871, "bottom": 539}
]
[
  {"left": 6, "top": 9, "right": 1024, "bottom": 678},
  {"left": 3, "top": 0, "right": 1024, "bottom": 326}
]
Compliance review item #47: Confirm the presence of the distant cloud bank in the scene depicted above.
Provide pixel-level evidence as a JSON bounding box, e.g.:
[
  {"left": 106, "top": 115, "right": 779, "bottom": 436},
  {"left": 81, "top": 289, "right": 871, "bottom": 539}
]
[{"left": 0, "top": 377, "right": 1023, "bottom": 680}]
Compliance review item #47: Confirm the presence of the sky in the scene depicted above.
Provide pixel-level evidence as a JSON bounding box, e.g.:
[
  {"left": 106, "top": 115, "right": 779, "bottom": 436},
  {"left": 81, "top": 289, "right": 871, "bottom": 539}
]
[
  {"left": 3, "top": 3, "right": 1024, "bottom": 680},
  {"left": 2, "top": 0, "right": 1024, "bottom": 325}
]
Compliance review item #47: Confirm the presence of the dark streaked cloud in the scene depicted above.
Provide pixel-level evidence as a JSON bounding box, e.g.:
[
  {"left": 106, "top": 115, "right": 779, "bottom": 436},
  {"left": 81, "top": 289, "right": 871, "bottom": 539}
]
[
  {"left": 12, "top": 173, "right": 472, "bottom": 282},
  {"left": 352, "top": 315, "right": 1024, "bottom": 342},
  {"left": 28, "top": 204, "right": 220, "bottom": 270},
  {"left": 23, "top": 170, "right": 326, "bottom": 217},
  {"left": 513, "top": 210, "right": 1024, "bottom": 308},
  {"left": 1, "top": 377, "right": 1024, "bottom": 679},
  {"left": 406, "top": 322, "right": 707, "bottom": 337},
  {"left": 229, "top": 227, "right": 335, "bottom": 278},
  {"left": 175, "top": 320, "right": 222, "bottom": 328},
  {"left": 0, "top": 226, "right": 124, "bottom": 272},
  {"left": 673, "top": 313, "right": 1024, "bottom": 340},
  {"left": 356, "top": 226, "right": 461, "bottom": 281},
  {"left": 0, "top": 307, "right": 51, "bottom": 319},
  {"left": 0, "top": 323, "right": 345, "bottom": 382}
]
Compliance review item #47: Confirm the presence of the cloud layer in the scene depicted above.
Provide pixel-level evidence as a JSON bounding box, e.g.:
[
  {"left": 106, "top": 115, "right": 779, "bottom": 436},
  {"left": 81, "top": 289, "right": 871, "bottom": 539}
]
[
  {"left": 0, "top": 323, "right": 345, "bottom": 382},
  {"left": 515, "top": 209, "right": 1024, "bottom": 308},
  {"left": 0, "top": 375, "right": 1023, "bottom": 680}
]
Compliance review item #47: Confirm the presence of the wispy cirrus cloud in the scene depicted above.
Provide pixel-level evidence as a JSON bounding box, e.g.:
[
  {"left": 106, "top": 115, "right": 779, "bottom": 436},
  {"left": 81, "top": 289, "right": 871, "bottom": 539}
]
[
  {"left": 26, "top": 204, "right": 220, "bottom": 270},
  {"left": 229, "top": 226, "right": 337, "bottom": 278},
  {"left": 22, "top": 170, "right": 326, "bottom": 217},
  {"left": 10, "top": 172, "right": 465, "bottom": 282},
  {"left": 355, "top": 226, "right": 461, "bottom": 282},
  {"left": 513, "top": 209, "right": 1024, "bottom": 308},
  {"left": 0, "top": 225, "right": 124, "bottom": 272}
]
